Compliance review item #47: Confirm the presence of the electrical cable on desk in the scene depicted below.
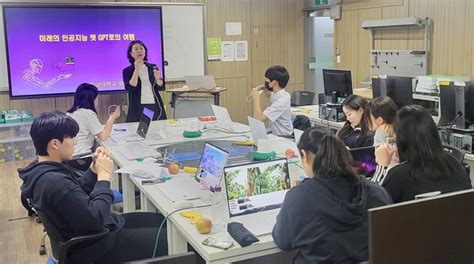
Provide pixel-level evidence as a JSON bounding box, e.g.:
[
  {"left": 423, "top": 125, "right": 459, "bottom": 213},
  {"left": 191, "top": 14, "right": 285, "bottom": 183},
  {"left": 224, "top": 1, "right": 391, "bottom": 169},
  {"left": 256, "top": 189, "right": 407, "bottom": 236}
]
[
  {"left": 152, "top": 204, "right": 210, "bottom": 258},
  {"left": 200, "top": 127, "right": 250, "bottom": 135}
]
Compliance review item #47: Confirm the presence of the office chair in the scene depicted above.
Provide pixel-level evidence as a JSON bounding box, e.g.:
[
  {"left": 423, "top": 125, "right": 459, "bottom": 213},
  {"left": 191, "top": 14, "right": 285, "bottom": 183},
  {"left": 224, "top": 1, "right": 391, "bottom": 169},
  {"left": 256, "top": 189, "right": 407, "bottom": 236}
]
[
  {"left": 291, "top": 91, "right": 315, "bottom": 106},
  {"left": 293, "top": 115, "right": 311, "bottom": 131},
  {"left": 123, "top": 252, "right": 196, "bottom": 264},
  {"left": 37, "top": 210, "right": 109, "bottom": 264}
]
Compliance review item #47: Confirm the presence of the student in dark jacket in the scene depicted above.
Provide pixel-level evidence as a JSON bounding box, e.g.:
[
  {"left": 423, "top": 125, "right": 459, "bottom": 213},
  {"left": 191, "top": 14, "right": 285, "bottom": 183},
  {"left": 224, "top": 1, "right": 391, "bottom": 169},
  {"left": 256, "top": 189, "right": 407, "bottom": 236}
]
[
  {"left": 382, "top": 105, "right": 472, "bottom": 203},
  {"left": 19, "top": 112, "right": 168, "bottom": 263},
  {"left": 123, "top": 40, "right": 166, "bottom": 122},
  {"left": 272, "top": 127, "right": 392, "bottom": 264},
  {"left": 337, "top": 95, "right": 374, "bottom": 148}
]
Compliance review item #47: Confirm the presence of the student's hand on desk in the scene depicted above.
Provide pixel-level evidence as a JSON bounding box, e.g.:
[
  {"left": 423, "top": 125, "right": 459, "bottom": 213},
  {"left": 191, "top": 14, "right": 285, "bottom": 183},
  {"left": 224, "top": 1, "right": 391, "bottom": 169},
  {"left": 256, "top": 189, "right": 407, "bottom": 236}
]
[{"left": 94, "top": 152, "right": 114, "bottom": 182}]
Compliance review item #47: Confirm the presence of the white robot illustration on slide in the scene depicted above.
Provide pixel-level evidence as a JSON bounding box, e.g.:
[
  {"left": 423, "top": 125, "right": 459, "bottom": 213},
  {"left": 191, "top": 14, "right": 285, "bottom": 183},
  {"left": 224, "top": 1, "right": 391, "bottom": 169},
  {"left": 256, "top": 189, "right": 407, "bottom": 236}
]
[{"left": 22, "top": 59, "right": 72, "bottom": 89}]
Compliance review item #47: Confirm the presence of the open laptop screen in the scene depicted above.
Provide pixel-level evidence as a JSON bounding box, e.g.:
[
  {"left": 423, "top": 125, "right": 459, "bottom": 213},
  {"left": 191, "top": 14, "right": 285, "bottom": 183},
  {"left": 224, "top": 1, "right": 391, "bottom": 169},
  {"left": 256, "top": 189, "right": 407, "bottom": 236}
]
[
  {"left": 137, "top": 107, "right": 154, "bottom": 138},
  {"left": 349, "top": 146, "right": 377, "bottom": 177},
  {"left": 224, "top": 158, "right": 290, "bottom": 217},
  {"left": 195, "top": 142, "right": 229, "bottom": 191}
]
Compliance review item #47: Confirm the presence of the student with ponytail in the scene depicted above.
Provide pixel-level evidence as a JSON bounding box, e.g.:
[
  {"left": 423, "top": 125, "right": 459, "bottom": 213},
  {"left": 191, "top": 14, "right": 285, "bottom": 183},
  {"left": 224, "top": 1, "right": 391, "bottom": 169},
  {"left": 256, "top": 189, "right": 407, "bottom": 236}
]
[{"left": 272, "top": 127, "right": 392, "bottom": 264}]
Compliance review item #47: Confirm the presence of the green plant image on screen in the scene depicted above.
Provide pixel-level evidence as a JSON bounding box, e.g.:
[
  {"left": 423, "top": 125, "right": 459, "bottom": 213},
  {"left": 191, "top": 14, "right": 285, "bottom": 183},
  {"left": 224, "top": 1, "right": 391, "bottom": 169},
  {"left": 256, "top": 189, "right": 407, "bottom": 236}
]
[
  {"left": 226, "top": 163, "right": 288, "bottom": 200},
  {"left": 226, "top": 169, "right": 246, "bottom": 200}
]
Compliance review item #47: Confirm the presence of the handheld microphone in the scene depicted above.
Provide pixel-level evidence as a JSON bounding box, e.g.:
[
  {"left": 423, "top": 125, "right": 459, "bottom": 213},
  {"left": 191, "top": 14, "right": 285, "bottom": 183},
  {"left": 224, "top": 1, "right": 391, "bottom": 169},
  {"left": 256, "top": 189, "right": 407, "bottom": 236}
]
[{"left": 246, "top": 85, "right": 265, "bottom": 103}]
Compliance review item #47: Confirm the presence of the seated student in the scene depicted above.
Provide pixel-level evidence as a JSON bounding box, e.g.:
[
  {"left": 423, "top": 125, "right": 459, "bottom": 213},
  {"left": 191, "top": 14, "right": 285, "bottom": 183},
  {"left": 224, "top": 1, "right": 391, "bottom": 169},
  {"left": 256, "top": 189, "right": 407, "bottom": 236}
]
[
  {"left": 272, "top": 127, "right": 392, "bottom": 264},
  {"left": 337, "top": 94, "right": 373, "bottom": 148},
  {"left": 382, "top": 105, "right": 472, "bottom": 203},
  {"left": 251, "top": 65, "right": 293, "bottom": 137},
  {"left": 367, "top": 96, "right": 398, "bottom": 184},
  {"left": 19, "top": 112, "right": 167, "bottom": 263},
  {"left": 67, "top": 83, "right": 121, "bottom": 171}
]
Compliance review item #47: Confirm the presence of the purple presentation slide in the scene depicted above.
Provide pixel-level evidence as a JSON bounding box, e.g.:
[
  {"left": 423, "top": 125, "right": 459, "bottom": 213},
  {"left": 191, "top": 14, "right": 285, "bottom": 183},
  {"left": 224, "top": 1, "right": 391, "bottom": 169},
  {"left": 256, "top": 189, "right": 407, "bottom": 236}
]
[{"left": 3, "top": 6, "right": 164, "bottom": 98}]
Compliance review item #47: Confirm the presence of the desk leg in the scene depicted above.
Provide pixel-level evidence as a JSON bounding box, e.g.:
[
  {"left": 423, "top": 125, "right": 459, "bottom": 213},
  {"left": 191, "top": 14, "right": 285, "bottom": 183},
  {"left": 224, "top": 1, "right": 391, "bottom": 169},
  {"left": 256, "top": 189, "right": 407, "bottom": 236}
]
[
  {"left": 141, "top": 193, "right": 157, "bottom": 212},
  {"left": 171, "top": 92, "right": 177, "bottom": 119},
  {"left": 167, "top": 221, "right": 188, "bottom": 255},
  {"left": 122, "top": 174, "right": 136, "bottom": 213}
]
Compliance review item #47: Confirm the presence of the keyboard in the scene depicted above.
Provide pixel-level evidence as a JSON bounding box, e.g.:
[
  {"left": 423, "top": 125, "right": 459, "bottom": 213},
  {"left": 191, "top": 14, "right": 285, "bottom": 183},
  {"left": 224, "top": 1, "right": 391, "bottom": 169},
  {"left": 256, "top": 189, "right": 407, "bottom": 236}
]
[{"left": 232, "top": 209, "right": 279, "bottom": 236}]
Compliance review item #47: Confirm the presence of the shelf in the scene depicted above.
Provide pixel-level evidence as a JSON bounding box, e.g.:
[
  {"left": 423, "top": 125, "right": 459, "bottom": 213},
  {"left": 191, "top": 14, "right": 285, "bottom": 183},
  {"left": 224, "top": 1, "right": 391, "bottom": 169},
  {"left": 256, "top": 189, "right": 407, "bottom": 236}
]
[
  {"left": 362, "top": 17, "right": 426, "bottom": 29},
  {"left": 0, "top": 136, "right": 32, "bottom": 144},
  {"left": 0, "top": 122, "right": 32, "bottom": 128}
]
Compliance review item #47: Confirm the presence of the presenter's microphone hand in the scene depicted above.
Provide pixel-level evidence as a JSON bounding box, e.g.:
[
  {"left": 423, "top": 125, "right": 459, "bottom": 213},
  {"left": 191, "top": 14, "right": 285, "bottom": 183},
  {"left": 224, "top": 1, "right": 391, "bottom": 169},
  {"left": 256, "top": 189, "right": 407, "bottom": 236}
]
[{"left": 134, "top": 59, "right": 144, "bottom": 68}]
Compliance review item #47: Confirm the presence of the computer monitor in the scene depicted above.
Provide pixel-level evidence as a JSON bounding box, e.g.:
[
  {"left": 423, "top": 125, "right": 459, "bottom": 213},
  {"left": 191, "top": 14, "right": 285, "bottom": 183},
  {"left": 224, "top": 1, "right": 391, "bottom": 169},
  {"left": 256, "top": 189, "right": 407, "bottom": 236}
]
[
  {"left": 372, "top": 76, "right": 413, "bottom": 108},
  {"left": 386, "top": 76, "right": 414, "bottom": 108},
  {"left": 195, "top": 142, "right": 230, "bottom": 191},
  {"left": 369, "top": 189, "right": 474, "bottom": 264},
  {"left": 439, "top": 82, "right": 457, "bottom": 127},
  {"left": 323, "top": 69, "right": 353, "bottom": 103},
  {"left": 223, "top": 158, "right": 290, "bottom": 217},
  {"left": 439, "top": 81, "right": 472, "bottom": 129}
]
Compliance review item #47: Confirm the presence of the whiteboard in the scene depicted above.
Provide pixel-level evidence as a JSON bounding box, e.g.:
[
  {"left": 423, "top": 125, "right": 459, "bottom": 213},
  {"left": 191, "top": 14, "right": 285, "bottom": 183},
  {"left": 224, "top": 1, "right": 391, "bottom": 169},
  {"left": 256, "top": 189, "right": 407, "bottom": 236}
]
[
  {"left": 0, "top": 3, "right": 206, "bottom": 92},
  {"left": 162, "top": 4, "right": 206, "bottom": 80}
]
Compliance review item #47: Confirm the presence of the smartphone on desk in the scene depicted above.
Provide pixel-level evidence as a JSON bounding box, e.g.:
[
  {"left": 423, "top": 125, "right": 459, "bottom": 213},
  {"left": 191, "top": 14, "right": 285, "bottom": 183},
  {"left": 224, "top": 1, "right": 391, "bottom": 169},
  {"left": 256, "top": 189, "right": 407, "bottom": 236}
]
[{"left": 202, "top": 237, "right": 234, "bottom": 250}]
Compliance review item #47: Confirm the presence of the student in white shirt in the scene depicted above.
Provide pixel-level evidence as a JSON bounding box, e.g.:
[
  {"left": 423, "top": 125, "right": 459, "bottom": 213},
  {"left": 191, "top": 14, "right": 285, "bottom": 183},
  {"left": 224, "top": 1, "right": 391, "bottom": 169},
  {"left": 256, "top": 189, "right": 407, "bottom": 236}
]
[
  {"left": 67, "top": 83, "right": 120, "bottom": 171},
  {"left": 250, "top": 65, "right": 293, "bottom": 136}
]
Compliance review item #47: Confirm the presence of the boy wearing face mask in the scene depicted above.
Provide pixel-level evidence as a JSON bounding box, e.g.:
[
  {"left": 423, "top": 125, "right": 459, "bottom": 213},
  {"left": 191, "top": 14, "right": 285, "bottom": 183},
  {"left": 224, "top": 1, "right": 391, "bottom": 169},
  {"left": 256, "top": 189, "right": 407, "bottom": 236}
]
[{"left": 250, "top": 65, "right": 293, "bottom": 136}]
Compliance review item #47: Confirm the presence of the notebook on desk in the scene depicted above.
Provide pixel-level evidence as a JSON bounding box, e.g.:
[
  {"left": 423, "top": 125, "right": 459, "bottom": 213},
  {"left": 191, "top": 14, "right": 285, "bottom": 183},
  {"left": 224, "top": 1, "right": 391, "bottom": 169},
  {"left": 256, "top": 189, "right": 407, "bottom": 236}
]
[
  {"left": 223, "top": 158, "right": 290, "bottom": 236},
  {"left": 110, "top": 107, "right": 154, "bottom": 142}
]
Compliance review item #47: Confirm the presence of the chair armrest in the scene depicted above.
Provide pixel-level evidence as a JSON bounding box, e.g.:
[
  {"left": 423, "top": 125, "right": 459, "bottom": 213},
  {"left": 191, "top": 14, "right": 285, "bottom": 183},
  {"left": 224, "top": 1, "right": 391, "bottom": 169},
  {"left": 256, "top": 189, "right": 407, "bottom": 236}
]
[{"left": 59, "top": 229, "right": 109, "bottom": 264}]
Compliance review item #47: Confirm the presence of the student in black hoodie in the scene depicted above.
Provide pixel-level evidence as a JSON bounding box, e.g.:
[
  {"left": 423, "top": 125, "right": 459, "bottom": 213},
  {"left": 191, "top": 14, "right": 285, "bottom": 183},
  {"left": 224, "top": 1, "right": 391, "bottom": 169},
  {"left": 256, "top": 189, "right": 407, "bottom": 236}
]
[
  {"left": 19, "top": 112, "right": 167, "bottom": 263},
  {"left": 272, "top": 127, "right": 392, "bottom": 264}
]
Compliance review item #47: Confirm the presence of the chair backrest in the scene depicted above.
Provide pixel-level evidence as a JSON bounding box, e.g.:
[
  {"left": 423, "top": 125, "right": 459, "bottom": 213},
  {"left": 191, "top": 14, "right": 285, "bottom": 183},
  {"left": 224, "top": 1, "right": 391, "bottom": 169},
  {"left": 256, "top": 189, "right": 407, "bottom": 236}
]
[
  {"left": 291, "top": 91, "right": 315, "bottom": 106},
  {"left": 293, "top": 115, "right": 311, "bottom": 131},
  {"left": 124, "top": 252, "right": 196, "bottom": 264},
  {"left": 442, "top": 144, "right": 465, "bottom": 163},
  {"left": 37, "top": 211, "right": 64, "bottom": 260}
]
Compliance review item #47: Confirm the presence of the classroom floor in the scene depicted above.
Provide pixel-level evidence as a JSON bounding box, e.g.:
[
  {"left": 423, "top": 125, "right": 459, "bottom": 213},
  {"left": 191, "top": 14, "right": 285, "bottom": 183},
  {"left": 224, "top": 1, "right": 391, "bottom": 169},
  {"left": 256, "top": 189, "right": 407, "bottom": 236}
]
[
  {"left": 0, "top": 159, "right": 296, "bottom": 263},
  {"left": 0, "top": 160, "right": 47, "bottom": 263}
]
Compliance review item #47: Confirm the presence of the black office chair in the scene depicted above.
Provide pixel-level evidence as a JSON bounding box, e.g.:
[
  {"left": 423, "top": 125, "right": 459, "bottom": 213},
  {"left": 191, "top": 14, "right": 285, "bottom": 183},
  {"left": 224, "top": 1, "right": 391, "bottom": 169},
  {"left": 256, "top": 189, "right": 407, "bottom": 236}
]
[
  {"left": 291, "top": 91, "right": 315, "bottom": 106},
  {"left": 442, "top": 144, "right": 465, "bottom": 163},
  {"left": 37, "top": 210, "right": 109, "bottom": 264},
  {"left": 293, "top": 115, "right": 311, "bottom": 131},
  {"left": 124, "top": 252, "right": 196, "bottom": 264}
]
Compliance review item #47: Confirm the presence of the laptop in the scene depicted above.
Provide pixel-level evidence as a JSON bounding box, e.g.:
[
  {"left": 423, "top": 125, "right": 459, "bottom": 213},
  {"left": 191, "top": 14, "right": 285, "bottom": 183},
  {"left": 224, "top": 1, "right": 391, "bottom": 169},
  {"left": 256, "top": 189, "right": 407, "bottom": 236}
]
[
  {"left": 195, "top": 142, "right": 230, "bottom": 191},
  {"left": 110, "top": 107, "right": 154, "bottom": 142},
  {"left": 211, "top": 104, "right": 235, "bottom": 132},
  {"left": 184, "top": 75, "right": 217, "bottom": 91},
  {"left": 248, "top": 116, "right": 268, "bottom": 145},
  {"left": 349, "top": 146, "right": 377, "bottom": 177},
  {"left": 223, "top": 158, "right": 290, "bottom": 236}
]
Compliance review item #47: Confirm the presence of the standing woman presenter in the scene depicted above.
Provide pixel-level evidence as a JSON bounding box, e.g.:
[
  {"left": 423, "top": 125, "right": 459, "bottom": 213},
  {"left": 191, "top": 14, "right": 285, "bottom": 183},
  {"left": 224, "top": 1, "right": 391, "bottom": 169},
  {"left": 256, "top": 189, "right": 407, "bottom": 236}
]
[{"left": 122, "top": 40, "right": 167, "bottom": 122}]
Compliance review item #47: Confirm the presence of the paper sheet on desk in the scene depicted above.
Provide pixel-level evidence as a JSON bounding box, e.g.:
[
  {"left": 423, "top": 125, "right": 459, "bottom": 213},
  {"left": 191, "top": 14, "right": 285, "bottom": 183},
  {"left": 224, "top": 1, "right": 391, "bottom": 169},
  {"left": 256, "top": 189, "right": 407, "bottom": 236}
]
[
  {"left": 116, "top": 145, "right": 160, "bottom": 160},
  {"left": 155, "top": 175, "right": 204, "bottom": 202},
  {"left": 115, "top": 162, "right": 165, "bottom": 178}
]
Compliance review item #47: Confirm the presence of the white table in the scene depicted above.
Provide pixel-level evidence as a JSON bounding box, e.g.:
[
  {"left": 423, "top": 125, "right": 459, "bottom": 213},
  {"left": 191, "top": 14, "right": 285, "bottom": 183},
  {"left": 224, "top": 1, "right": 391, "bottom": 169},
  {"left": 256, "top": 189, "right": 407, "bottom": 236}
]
[{"left": 100, "top": 118, "right": 305, "bottom": 263}]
